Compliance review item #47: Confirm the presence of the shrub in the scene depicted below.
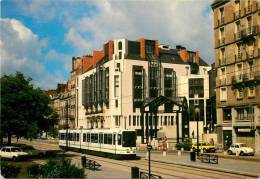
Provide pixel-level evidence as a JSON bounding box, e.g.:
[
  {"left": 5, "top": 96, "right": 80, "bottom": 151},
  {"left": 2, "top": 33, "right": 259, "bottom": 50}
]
[
  {"left": 27, "top": 158, "right": 84, "bottom": 178},
  {"left": 0, "top": 162, "right": 21, "bottom": 178}
]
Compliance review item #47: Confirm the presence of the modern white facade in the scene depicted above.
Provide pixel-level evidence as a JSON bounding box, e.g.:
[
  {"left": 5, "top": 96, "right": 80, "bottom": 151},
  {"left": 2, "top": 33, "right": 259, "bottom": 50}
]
[{"left": 76, "top": 38, "right": 211, "bottom": 145}]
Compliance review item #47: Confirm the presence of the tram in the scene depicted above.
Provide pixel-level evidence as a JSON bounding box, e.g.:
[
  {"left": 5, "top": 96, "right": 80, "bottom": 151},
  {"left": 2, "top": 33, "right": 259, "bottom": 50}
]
[{"left": 59, "top": 128, "right": 137, "bottom": 159}]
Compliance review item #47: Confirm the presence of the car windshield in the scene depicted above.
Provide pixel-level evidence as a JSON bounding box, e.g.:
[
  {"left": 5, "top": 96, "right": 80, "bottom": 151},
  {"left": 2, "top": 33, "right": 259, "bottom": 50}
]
[
  {"left": 240, "top": 144, "right": 247, "bottom": 147},
  {"left": 11, "top": 148, "right": 22, "bottom": 152}
]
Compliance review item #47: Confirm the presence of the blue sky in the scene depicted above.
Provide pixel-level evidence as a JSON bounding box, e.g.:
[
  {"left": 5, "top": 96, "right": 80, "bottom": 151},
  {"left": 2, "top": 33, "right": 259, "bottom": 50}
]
[{"left": 1, "top": 0, "right": 213, "bottom": 89}]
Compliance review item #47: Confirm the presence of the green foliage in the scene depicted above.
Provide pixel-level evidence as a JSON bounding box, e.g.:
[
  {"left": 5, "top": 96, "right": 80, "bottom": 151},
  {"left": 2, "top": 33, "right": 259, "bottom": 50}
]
[
  {"left": 49, "top": 126, "right": 58, "bottom": 138},
  {"left": 176, "top": 139, "right": 192, "bottom": 151},
  {"left": 1, "top": 72, "right": 54, "bottom": 144},
  {"left": 0, "top": 161, "right": 21, "bottom": 178},
  {"left": 27, "top": 158, "right": 84, "bottom": 178}
]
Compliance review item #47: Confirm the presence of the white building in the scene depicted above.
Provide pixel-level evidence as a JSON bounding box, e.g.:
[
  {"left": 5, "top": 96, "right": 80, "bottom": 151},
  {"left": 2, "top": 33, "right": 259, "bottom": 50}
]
[{"left": 76, "top": 38, "right": 211, "bottom": 146}]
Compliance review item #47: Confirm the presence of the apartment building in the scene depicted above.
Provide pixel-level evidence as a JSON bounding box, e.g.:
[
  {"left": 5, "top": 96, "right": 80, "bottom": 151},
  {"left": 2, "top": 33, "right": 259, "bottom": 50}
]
[
  {"left": 211, "top": 0, "right": 260, "bottom": 151},
  {"left": 76, "top": 38, "right": 211, "bottom": 145}
]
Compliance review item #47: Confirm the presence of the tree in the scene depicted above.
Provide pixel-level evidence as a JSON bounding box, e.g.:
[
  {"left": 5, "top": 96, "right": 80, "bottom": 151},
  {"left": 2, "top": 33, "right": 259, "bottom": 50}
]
[{"left": 1, "top": 72, "right": 55, "bottom": 145}]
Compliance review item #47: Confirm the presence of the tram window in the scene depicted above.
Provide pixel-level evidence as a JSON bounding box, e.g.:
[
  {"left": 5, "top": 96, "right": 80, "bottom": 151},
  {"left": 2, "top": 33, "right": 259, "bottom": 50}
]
[
  {"left": 83, "top": 134, "right": 86, "bottom": 142},
  {"left": 104, "top": 134, "right": 108, "bottom": 144},
  {"left": 69, "top": 133, "right": 72, "bottom": 141},
  {"left": 107, "top": 134, "right": 112, "bottom": 144},
  {"left": 77, "top": 133, "right": 79, "bottom": 141},
  {"left": 87, "top": 133, "right": 90, "bottom": 142},
  {"left": 118, "top": 134, "right": 122, "bottom": 145},
  {"left": 91, "top": 134, "right": 95, "bottom": 143},
  {"left": 122, "top": 131, "right": 136, "bottom": 147},
  {"left": 95, "top": 133, "right": 98, "bottom": 143},
  {"left": 99, "top": 133, "right": 104, "bottom": 143},
  {"left": 73, "top": 133, "right": 76, "bottom": 141},
  {"left": 113, "top": 134, "right": 116, "bottom": 145}
]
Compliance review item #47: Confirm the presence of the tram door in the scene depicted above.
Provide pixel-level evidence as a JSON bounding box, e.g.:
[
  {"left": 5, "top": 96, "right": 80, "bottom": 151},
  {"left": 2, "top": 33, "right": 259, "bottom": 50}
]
[
  {"left": 99, "top": 133, "right": 103, "bottom": 152},
  {"left": 113, "top": 133, "right": 117, "bottom": 154}
]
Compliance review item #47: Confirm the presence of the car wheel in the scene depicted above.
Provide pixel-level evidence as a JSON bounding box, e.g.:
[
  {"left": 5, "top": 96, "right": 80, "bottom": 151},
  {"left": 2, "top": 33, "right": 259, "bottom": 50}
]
[
  {"left": 12, "top": 156, "right": 17, "bottom": 161},
  {"left": 38, "top": 153, "right": 44, "bottom": 158},
  {"left": 240, "top": 151, "right": 244, "bottom": 156},
  {"left": 228, "top": 150, "right": 232, "bottom": 155}
]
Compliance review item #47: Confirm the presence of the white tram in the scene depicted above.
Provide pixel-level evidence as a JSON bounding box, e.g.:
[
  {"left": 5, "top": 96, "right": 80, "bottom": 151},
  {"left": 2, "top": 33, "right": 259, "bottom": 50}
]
[{"left": 59, "top": 128, "right": 137, "bottom": 159}]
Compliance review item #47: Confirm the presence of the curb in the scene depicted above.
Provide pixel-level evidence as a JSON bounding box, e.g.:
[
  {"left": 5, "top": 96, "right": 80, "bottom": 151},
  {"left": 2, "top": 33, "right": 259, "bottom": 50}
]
[
  {"left": 145, "top": 158, "right": 260, "bottom": 178},
  {"left": 138, "top": 150, "right": 260, "bottom": 162}
]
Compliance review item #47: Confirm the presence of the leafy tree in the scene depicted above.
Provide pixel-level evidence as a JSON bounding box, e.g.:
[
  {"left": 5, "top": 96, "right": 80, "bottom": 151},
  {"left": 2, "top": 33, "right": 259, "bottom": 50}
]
[{"left": 1, "top": 72, "right": 57, "bottom": 145}]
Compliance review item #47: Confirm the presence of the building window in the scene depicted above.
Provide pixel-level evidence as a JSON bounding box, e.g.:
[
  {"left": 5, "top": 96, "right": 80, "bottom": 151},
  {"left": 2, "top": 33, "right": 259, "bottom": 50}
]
[
  {"left": 115, "top": 116, "right": 120, "bottom": 126},
  {"left": 236, "top": 88, "right": 243, "bottom": 99},
  {"left": 119, "top": 52, "right": 122, "bottom": 59},
  {"left": 116, "top": 63, "right": 120, "bottom": 71},
  {"left": 164, "top": 116, "right": 167, "bottom": 126},
  {"left": 118, "top": 41, "right": 122, "bottom": 50},
  {"left": 133, "top": 115, "right": 136, "bottom": 126},
  {"left": 105, "top": 68, "right": 109, "bottom": 107},
  {"left": 137, "top": 116, "right": 139, "bottom": 126},
  {"left": 114, "top": 75, "right": 119, "bottom": 97},
  {"left": 220, "top": 87, "right": 227, "bottom": 101},
  {"left": 170, "top": 116, "right": 174, "bottom": 126},
  {"left": 248, "top": 86, "right": 255, "bottom": 98},
  {"left": 160, "top": 116, "right": 163, "bottom": 126},
  {"left": 164, "top": 68, "right": 176, "bottom": 112},
  {"left": 189, "top": 78, "right": 204, "bottom": 98},
  {"left": 129, "top": 115, "right": 131, "bottom": 126},
  {"left": 223, "top": 108, "right": 231, "bottom": 121},
  {"left": 236, "top": 108, "right": 245, "bottom": 120},
  {"left": 115, "top": 99, "right": 118, "bottom": 108},
  {"left": 133, "top": 66, "right": 144, "bottom": 110}
]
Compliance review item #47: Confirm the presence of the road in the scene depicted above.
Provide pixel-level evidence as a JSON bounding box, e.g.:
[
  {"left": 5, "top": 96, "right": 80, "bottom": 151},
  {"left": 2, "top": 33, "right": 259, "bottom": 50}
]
[{"left": 17, "top": 139, "right": 260, "bottom": 178}]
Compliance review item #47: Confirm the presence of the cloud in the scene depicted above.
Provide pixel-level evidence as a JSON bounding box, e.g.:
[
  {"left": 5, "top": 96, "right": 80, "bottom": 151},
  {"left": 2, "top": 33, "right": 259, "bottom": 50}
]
[
  {"left": 0, "top": 18, "right": 66, "bottom": 89},
  {"left": 65, "top": 0, "right": 214, "bottom": 63}
]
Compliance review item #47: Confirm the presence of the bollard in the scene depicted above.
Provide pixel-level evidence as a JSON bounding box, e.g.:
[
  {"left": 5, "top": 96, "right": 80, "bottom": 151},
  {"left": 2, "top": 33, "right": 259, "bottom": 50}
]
[
  {"left": 131, "top": 166, "right": 139, "bottom": 179},
  {"left": 177, "top": 150, "right": 181, "bottom": 156},
  {"left": 163, "top": 151, "right": 167, "bottom": 157},
  {"left": 190, "top": 151, "right": 196, "bottom": 161},
  {"left": 81, "top": 156, "right": 86, "bottom": 168}
]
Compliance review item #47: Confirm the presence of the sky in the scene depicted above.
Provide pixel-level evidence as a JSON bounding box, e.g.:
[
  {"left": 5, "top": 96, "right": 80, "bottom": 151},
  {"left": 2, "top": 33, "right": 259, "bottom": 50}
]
[{"left": 1, "top": 0, "right": 214, "bottom": 90}]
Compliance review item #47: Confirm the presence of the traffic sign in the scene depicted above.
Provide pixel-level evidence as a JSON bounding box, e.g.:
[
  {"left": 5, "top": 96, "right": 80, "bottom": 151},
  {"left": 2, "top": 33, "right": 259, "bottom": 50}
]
[{"left": 147, "top": 145, "right": 152, "bottom": 150}]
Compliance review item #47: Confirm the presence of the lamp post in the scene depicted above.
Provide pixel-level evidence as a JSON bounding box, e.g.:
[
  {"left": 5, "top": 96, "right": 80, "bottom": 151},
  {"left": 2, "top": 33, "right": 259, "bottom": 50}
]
[{"left": 195, "top": 106, "right": 200, "bottom": 156}]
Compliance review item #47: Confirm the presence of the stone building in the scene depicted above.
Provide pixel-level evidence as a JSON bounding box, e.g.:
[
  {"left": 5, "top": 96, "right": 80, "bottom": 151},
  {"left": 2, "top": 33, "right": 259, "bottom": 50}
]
[{"left": 211, "top": 0, "right": 260, "bottom": 151}]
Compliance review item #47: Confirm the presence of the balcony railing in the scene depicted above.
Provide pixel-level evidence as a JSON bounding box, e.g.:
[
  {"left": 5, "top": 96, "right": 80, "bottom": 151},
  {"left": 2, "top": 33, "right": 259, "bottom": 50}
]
[
  {"left": 219, "top": 38, "right": 225, "bottom": 46},
  {"left": 233, "top": 10, "right": 241, "bottom": 20},
  {"left": 235, "top": 53, "right": 242, "bottom": 62},
  {"left": 219, "top": 58, "right": 226, "bottom": 66},
  {"left": 218, "top": 17, "right": 225, "bottom": 26},
  {"left": 235, "top": 116, "right": 254, "bottom": 121},
  {"left": 244, "top": 5, "right": 252, "bottom": 14},
  {"left": 243, "top": 72, "right": 255, "bottom": 81},
  {"left": 246, "top": 50, "right": 254, "bottom": 59},
  {"left": 232, "top": 74, "right": 243, "bottom": 84}
]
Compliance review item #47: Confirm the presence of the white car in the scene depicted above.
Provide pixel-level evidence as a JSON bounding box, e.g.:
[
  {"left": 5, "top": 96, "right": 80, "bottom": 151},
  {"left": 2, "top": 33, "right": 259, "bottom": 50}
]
[
  {"left": 228, "top": 143, "right": 254, "bottom": 156},
  {"left": 0, "top": 146, "right": 29, "bottom": 161}
]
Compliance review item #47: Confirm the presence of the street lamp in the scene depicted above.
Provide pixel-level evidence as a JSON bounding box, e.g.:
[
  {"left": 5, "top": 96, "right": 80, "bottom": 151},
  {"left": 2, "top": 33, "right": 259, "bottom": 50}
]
[{"left": 195, "top": 106, "right": 200, "bottom": 156}]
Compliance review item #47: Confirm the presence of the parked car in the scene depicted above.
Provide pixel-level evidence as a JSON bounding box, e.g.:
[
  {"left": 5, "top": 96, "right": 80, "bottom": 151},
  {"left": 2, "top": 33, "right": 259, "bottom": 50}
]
[
  {"left": 0, "top": 146, "right": 29, "bottom": 161},
  {"left": 192, "top": 143, "right": 216, "bottom": 153},
  {"left": 228, "top": 143, "right": 254, "bottom": 156},
  {"left": 14, "top": 144, "right": 46, "bottom": 158}
]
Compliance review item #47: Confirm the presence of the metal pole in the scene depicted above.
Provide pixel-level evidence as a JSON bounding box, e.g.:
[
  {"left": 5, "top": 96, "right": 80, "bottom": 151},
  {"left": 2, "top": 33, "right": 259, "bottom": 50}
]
[
  {"left": 148, "top": 149, "right": 151, "bottom": 179},
  {"left": 195, "top": 107, "right": 200, "bottom": 156},
  {"left": 66, "top": 101, "right": 69, "bottom": 151}
]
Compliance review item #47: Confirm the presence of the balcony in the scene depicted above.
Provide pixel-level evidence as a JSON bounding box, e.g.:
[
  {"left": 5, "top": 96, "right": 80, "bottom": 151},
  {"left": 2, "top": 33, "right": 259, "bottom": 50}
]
[
  {"left": 246, "top": 50, "right": 254, "bottom": 59},
  {"left": 233, "top": 10, "right": 241, "bottom": 20},
  {"left": 218, "top": 17, "right": 225, "bottom": 26},
  {"left": 232, "top": 74, "right": 243, "bottom": 84},
  {"left": 235, "top": 53, "right": 242, "bottom": 62},
  {"left": 243, "top": 72, "right": 255, "bottom": 81},
  {"left": 219, "top": 58, "right": 226, "bottom": 66},
  {"left": 244, "top": 5, "right": 252, "bottom": 15},
  {"left": 218, "top": 38, "right": 225, "bottom": 46}
]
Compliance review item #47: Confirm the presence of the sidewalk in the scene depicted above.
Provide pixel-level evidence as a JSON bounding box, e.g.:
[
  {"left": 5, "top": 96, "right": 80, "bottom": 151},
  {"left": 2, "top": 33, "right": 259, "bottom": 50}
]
[{"left": 139, "top": 151, "right": 260, "bottom": 177}]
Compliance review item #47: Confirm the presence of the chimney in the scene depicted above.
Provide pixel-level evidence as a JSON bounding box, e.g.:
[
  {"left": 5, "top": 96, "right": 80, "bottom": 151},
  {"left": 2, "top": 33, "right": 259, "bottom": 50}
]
[
  {"left": 155, "top": 40, "right": 159, "bottom": 57},
  {"left": 139, "top": 38, "right": 145, "bottom": 58},
  {"left": 195, "top": 50, "right": 200, "bottom": 65},
  {"left": 108, "top": 41, "right": 114, "bottom": 60}
]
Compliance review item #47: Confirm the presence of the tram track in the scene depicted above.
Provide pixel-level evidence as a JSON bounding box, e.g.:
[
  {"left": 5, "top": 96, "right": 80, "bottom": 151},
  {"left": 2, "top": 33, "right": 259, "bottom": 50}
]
[{"left": 72, "top": 153, "right": 257, "bottom": 179}]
